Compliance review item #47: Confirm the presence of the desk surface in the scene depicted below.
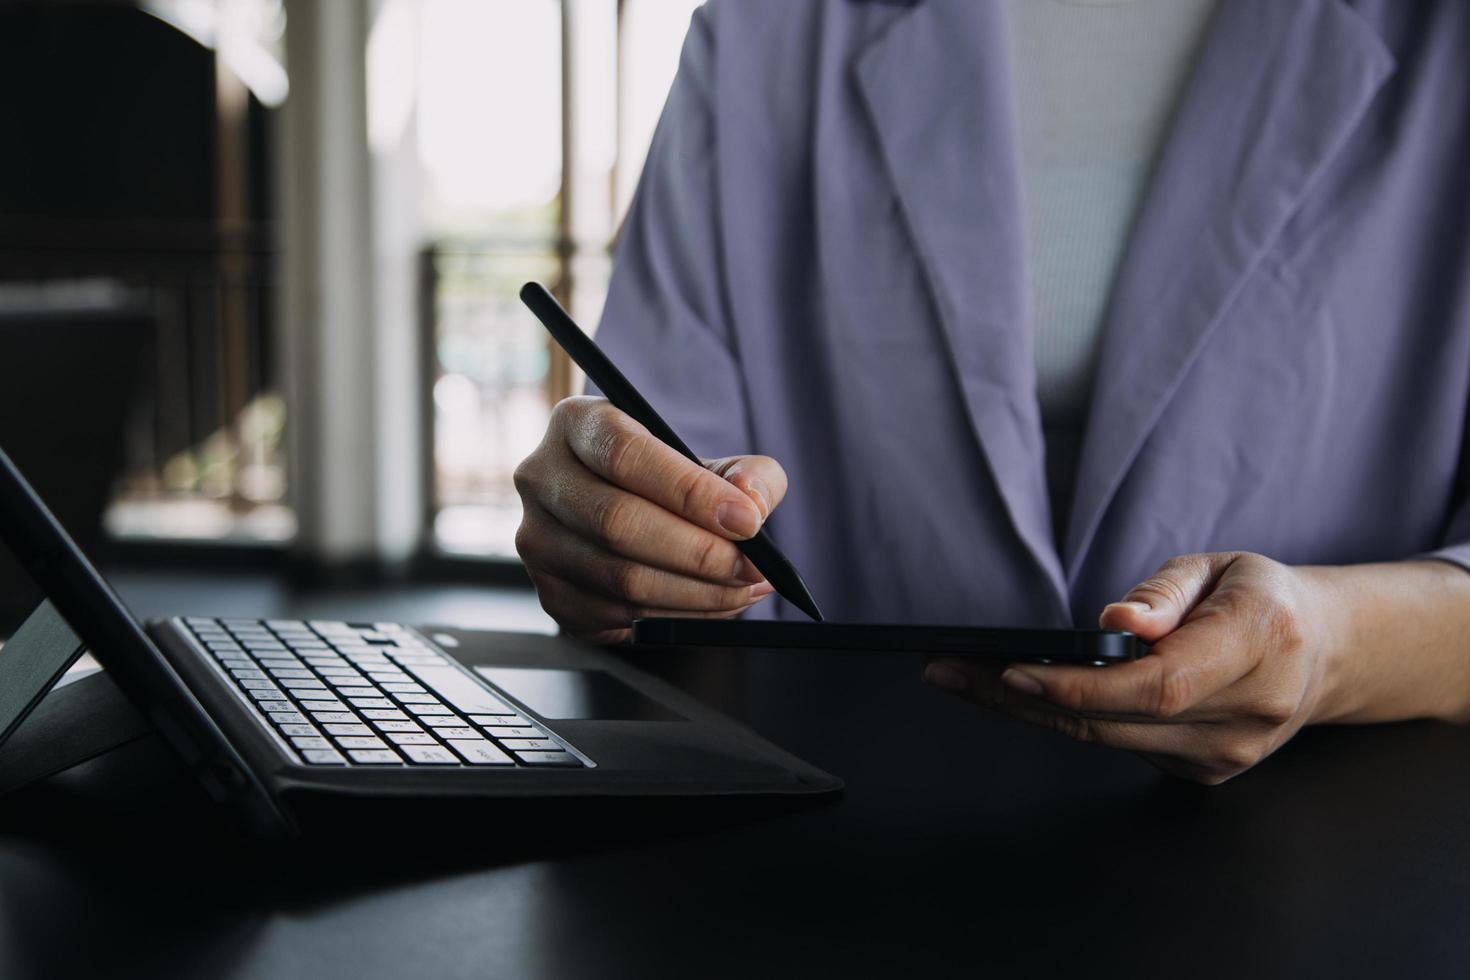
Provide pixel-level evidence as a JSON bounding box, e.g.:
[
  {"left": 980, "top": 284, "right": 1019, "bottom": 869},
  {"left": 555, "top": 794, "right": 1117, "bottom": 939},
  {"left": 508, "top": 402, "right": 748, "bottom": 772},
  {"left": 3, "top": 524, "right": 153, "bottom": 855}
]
[{"left": 2, "top": 574, "right": 1468, "bottom": 979}]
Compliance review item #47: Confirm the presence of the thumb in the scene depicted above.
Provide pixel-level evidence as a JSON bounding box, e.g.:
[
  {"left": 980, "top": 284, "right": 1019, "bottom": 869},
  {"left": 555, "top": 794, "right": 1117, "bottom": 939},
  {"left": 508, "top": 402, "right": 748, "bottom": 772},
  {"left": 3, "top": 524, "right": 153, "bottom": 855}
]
[
  {"left": 703, "top": 455, "right": 788, "bottom": 525},
  {"left": 1098, "top": 552, "right": 1238, "bottom": 642}
]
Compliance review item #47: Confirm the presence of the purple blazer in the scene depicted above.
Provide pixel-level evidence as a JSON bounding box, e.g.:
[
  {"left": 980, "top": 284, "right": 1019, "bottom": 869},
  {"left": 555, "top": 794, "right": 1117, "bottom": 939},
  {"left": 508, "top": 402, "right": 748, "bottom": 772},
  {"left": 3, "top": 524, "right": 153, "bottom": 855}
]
[{"left": 593, "top": 0, "right": 1470, "bottom": 627}]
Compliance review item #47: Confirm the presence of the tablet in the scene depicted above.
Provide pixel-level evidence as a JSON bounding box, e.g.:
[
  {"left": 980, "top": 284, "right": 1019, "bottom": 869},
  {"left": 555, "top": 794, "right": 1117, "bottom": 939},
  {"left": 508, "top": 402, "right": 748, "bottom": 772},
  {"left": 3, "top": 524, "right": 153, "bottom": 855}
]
[{"left": 631, "top": 619, "right": 1141, "bottom": 666}]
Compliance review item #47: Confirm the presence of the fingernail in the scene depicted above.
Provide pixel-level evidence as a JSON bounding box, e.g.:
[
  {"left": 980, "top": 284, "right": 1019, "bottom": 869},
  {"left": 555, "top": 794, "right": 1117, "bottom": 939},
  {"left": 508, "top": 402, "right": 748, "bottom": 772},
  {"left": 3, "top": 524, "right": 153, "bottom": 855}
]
[
  {"left": 749, "top": 580, "right": 775, "bottom": 598},
  {"left": 1001, "top": 669, "right": 1044, "bottom": 697},
  {"left": 733, "top": 556, "right": 766, "bottom": 584},
  {"left": 747, "top": 477, "right": 772, "bottom": 517},
  {"left": 716, "top": 501, "right": 761, "bottom": 538},
  {"left": 1107, "top": 601, "right": 1152, "bottom": 615},
  {"left": 923, "top": 663, "right": 969, "bottom": 693}
]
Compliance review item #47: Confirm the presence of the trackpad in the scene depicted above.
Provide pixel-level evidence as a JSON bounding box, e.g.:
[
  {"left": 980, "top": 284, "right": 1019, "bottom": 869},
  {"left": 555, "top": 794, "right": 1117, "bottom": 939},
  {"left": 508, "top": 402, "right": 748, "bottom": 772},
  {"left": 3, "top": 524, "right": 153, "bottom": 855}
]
[{"left": 475, "top": 666, "right": 685, "bottom": 722}]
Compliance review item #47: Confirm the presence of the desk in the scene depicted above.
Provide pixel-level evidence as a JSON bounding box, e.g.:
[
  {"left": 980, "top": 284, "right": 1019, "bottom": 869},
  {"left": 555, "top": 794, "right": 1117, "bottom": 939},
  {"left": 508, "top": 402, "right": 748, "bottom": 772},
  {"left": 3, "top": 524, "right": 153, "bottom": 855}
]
[{"left": 1, "top": 574, "right": 1468, "bottom": 978}]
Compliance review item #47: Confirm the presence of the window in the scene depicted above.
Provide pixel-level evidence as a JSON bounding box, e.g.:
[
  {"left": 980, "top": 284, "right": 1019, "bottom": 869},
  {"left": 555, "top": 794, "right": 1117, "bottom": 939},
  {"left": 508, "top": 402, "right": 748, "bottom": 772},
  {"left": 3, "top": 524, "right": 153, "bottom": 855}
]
[
  {"left": 71, "top": 0, "right": 701, "bottom": 559},
  {"left": 424, "top": 0, "right": 703, "bottom": 557}
]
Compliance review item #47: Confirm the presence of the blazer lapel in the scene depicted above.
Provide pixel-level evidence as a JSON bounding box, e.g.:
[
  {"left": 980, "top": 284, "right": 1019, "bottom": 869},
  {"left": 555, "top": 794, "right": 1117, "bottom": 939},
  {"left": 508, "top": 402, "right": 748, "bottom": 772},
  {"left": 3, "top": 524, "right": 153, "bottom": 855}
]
[
  {"left": 1064, "top": 0, "right": 1395, "bottom": 575},
  {"left": 855, "top": 0, "right": 1067, "bottom": 603}
]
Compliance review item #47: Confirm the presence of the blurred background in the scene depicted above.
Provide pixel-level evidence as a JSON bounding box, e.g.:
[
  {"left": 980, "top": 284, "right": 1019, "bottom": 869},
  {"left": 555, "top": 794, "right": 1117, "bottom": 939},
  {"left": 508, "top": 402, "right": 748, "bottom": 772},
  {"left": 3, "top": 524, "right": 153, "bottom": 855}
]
[{"left": 0, "top": 0, "right": 701, "bottom": 606}]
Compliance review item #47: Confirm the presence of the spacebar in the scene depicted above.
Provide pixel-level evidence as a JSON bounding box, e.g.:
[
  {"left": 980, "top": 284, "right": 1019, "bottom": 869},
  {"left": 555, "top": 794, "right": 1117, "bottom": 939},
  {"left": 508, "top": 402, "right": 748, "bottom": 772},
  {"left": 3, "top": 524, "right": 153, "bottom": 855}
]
[{"left": 404, "top": 663, "right": 513, "bottom": 714}]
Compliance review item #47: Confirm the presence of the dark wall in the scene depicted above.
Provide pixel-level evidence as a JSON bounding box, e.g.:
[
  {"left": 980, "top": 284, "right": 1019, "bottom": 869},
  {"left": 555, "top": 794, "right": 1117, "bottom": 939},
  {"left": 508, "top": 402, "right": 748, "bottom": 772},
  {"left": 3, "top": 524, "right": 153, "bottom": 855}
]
[{"left": 0, "top": 2, "right": 219, "bottom": 224}]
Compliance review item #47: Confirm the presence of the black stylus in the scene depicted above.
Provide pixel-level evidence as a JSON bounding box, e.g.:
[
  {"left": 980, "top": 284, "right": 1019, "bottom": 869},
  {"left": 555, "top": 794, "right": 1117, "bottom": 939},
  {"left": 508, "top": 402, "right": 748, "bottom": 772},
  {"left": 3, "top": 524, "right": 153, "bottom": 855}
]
[{"left": 519, "top": 282, "right": 824, "bottom": 622}]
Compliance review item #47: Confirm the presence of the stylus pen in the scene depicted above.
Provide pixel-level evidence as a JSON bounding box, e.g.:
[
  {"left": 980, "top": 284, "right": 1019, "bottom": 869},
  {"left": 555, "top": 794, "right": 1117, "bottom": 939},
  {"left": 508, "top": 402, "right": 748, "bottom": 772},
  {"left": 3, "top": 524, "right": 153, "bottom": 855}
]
[{"left": 519, "top": 282, "right": 825, "bottom": 623}]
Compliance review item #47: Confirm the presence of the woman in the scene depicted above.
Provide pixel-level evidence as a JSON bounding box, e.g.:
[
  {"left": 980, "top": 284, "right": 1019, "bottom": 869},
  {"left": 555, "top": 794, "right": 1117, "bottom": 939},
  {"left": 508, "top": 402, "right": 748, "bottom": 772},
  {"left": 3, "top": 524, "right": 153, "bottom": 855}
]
[{"left": 512, "top": 0, "right": 1470, "bottom": 782}]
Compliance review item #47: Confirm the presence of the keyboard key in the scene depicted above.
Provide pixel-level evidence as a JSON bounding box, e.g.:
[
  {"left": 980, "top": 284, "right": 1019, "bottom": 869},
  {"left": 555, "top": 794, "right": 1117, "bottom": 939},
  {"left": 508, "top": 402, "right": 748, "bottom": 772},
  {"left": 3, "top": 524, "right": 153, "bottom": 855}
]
[
  {"left": 447, "top": 739, "right": 513, "bottom": 765},
  {"left": 240, "top": 678, "right": 278, "bottom": 691},
  {"left": 402, "top": 663, "right": 516, "bottom": 714},
  {"left": 420, "top": 715, "right": 466, "bottom": 728},
  {"left": 298, "top": 699, "right": 348, "bottom": 712},
  {"left": 380, "top": 682, "right": 426, "bottom": 694},
  {"left": 361, "top": 708, "right": 409, "bottom": 721},
  {"left": 310, "top": 620, "right": 353, "bottom": 633},
  {"left": 500, "top": 738, "right": 562, "bottom": 751},
  {"left": 484, "top": 727, "right": 541, "bottom": 740},
  {"left": 291, "top": 736, "right": 332, "bottom": 750},
  {"left": 346, "top": 697, "right": 395, "bottom": 710},
  {"left": 390, "top": 651, "right": 445, "bottom": 664},
  {"left": 268, "top": 668, "right": 314, "bottom": 680},
  {"left": 269, "top": 710, "right": 307, "bottom": 725},
  {"left": 371, "top": 720, "right": 422, "bottom": 733},
  {"left": 395, "top": 692, "right": 440, "bottom": 704},
  {"left": 335, "top": 736, "right": 388, "bottom": 750},
  {"left": 401, "top": 745, "right": 459, "bottom": 764},
  {"left": 266, "top": 619, "right": 307, "bottom": 631},
  {"left": 302, "top": 749, "right": 347, "bottom": 765},
  {"left": 346, "top": 661, "right": 393, "bottom": 673},
  {"left": 281, "top": 678, "right": 328, "bottom": 692},
  {"left": 256, "top": 699, "right": 292, "bottom": 713},
  {"left": 386, "top": 732, "right": 437, "bottom": 745},
  {"left": 309, "top": 711, "right": 359, "bottom": 724},
  {"left": 409, "top": 704, "right": 453, "bottom": 716},
  {"left": 347, "top": 749, "right": 401, "bottom": 765},
  {"left": 229, "top": 668, "right": 266, "bottom": 680},
  {"left": 513, "top": 751, "right": 580, "bottom": 767},
  {"left": 324, "top": 723, "right": 373, "bottom": 737},
  {"left": 434, "top": 727, "right": 479, "bottom": 740},
  {"left": 470, "top": 714, "right": 525, "bottom": 726},
  {"left": 279, "top": 724, "right": 319, "bottom": 737}
]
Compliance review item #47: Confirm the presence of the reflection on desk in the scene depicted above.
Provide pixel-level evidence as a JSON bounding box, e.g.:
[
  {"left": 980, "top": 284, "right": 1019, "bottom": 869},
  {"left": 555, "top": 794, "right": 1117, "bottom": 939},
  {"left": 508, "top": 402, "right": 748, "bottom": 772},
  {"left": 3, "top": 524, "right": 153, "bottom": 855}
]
[{"left": 2, "top": 574, "right": 1468, "bottom": 979}]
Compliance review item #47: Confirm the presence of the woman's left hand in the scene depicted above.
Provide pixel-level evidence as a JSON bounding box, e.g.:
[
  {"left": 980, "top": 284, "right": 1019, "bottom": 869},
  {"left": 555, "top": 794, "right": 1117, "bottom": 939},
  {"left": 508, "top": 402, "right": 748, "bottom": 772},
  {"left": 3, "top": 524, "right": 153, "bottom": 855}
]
[{"left": 922, "top": 552, "right": 1344, "bottom": 784}]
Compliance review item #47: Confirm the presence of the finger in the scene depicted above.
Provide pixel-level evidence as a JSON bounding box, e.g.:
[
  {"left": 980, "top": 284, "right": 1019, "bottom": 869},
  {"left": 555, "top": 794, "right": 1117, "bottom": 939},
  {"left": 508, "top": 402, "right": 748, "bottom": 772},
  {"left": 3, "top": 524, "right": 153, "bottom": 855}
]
[
  {"left": 557, "top": 398, "right": 773, "bottom": 540},
  {"left": 1098, "top": 552, "right": 1241, "bottom": 642},
  {"left": 995, "top": 698, "right": 1252, "bottom": 784},
  {"left": 703, "top": 455, "right": 788, "bottom": 522},
  {"left": 923, "top": 659, "right": 1191, "bottom": 748},
  {"left": 986, "top": 695, "right": 1180, "bottom": 752},
  {"left": 529, "top": 569, "right": 768, "bottom": 640},
  {"left": 924, "top": 656, "right": 1261, "bottom": 725},
  {"left": 518, "top": 504, "right": 776, "bottom": 611},
  {"left": 525, "top": 458, "right": 766, "bottom": 584},
  {"left": 922, "top": 657, "right": 1154, "bottom": 723},
  {"left": 1000, "top": 598, "right": 1259, "bottom": 719},
  {"left": 922, "top": 661, "right": 1262, "bottom": 782}
]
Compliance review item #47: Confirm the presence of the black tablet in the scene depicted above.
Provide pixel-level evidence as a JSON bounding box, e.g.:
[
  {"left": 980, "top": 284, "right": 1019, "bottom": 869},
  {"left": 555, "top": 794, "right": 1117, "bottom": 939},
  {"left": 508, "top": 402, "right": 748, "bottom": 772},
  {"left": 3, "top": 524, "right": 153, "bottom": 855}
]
[{"left": 632, "top": 619, "right": 1141, "bottom": 666}]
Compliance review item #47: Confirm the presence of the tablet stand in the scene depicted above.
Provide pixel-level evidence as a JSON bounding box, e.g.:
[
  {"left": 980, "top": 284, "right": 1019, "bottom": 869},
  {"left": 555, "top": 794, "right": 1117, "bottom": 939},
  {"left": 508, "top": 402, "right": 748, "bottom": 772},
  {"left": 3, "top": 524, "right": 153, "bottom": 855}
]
[{"left": 0, "top": 600, "right": 150, "bottom": 794}]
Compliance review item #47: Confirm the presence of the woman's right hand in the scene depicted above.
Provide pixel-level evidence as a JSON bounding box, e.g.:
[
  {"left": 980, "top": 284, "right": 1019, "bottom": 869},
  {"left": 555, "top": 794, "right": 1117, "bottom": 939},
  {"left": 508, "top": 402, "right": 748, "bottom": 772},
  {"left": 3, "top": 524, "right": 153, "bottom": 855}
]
[{"left": 513, "top": 396, "right": 786, "bottom": 643}]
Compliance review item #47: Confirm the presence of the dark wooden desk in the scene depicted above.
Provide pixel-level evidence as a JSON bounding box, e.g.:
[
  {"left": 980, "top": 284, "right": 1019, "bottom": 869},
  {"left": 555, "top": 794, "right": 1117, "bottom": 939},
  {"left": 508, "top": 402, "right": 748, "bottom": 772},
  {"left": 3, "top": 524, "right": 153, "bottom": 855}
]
[{"left": 2, "top": 577, "right": 1468, "bottom": 979}]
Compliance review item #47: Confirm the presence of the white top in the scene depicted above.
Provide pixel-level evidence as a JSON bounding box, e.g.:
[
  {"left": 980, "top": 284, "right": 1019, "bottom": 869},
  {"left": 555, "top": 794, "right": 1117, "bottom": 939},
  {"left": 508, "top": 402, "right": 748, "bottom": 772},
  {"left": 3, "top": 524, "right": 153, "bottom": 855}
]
[{"left": 1006, "top": 0, "right": 1220, "bottom": 538}]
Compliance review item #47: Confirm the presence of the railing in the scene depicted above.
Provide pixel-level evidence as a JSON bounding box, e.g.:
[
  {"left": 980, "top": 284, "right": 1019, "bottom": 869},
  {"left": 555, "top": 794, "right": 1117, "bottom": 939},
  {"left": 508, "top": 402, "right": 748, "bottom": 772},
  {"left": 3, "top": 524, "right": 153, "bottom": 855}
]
[
  {"left": 421, "top": 238, "right": 612, "bottom": 556},
  {"left": 0, "top": 219, "right": 292, "bottom": 542},
  {"left": 422, "top": 240, "right": 557, "bottom": 556}
]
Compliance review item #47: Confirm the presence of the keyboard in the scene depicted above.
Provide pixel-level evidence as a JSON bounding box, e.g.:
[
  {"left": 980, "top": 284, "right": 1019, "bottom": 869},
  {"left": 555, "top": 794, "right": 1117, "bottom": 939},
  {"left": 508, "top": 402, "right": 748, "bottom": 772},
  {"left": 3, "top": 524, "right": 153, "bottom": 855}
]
[{"left": 184, "top": 618, "right": 587, "bottom": 769}]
